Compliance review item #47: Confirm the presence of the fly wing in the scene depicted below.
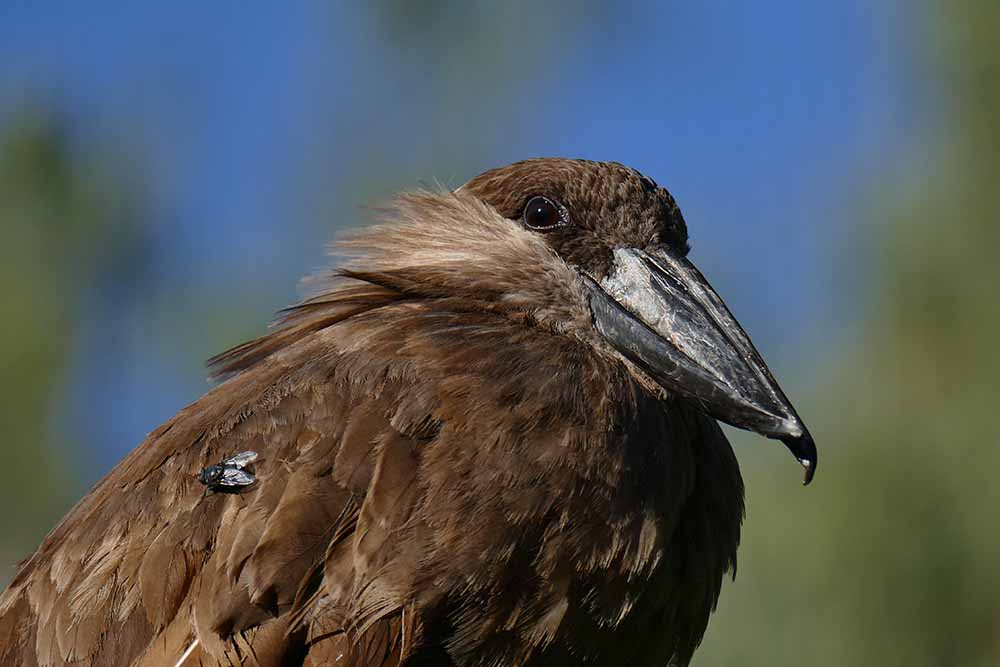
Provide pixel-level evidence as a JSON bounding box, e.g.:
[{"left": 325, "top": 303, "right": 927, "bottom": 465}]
[
  {"left": 217, "top": 468, "right": 256, "bottom": 488},
  {"left": 222, "top": 451, "right": 258, "bottom": 469}
]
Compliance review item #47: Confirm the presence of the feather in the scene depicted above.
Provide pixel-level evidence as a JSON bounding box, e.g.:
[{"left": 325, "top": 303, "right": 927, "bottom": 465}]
[{"left": 173, "top": 638, "right": 199, "bottom": 667}]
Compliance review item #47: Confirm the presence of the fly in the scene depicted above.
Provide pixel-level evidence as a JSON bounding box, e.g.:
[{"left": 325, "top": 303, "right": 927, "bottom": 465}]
[{"left": 198, "top": 451, "right": 258, "bottom": 492}]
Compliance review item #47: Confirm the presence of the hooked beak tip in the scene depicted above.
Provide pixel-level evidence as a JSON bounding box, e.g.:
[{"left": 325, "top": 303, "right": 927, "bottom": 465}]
[
  {"left": 799, "top": 458, "right": 815, "bottom": 486},
  {"left": 781, "top": 431, "right": 817, "bottom": 485}
]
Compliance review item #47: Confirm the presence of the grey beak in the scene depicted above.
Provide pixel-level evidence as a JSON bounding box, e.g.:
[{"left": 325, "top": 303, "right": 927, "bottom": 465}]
[{"left": 585, "top": 246, "right": 817, "bottom": 484}]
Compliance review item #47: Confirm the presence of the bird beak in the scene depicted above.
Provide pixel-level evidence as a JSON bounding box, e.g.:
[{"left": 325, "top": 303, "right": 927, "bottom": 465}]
[{"left": 584, "top": 246, "right": 817, "bottom": 484}]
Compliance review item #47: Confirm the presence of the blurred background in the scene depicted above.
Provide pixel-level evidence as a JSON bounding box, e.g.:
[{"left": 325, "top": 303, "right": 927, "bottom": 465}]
[{"left": 1, "top": 1, "right": 997, "bottom": 664}]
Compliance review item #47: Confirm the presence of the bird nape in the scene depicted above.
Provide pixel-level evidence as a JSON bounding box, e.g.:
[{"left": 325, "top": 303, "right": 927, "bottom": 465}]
[{"left": 0, "top": 158, "right": 816, "bottom": 667}]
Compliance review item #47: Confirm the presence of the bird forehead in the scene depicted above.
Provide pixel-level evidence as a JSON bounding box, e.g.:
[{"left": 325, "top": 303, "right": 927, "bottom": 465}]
[
  {"left": 463, "top": 158, "right": 687, "bottom": 242},
  {"left": 461, "top": 159, "right": 689, "bottom": 277}
]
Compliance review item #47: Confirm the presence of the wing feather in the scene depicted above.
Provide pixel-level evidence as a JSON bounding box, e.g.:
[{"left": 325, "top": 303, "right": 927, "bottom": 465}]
[{"left": 0, "top": 282, "right": 686, "bottom": 667}]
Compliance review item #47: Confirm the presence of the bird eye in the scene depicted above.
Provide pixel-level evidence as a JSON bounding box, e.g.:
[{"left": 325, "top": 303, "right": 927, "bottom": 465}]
[{"left": 522, "top": 196, "right": 567, "bottom": 231}]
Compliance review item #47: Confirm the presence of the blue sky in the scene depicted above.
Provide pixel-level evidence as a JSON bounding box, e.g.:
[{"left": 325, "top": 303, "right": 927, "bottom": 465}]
[{"left": 0, "top": 1, "right": 910, "bottom": 479}]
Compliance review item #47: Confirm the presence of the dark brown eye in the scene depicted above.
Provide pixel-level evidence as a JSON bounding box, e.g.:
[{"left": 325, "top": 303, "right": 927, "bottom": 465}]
[{"left": 522, "top": 196, "right": 567, "bottom": 231}]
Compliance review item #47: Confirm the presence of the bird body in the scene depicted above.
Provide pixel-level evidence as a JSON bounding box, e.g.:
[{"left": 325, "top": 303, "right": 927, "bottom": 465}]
[{"left": 0, "top": 159, "right": 814, "bottom": 666}]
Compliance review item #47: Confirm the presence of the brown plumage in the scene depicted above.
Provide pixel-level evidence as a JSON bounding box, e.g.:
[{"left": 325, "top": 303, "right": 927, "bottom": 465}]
[{"left": 0, "top": 158, "right": 816, "bottom": 666}]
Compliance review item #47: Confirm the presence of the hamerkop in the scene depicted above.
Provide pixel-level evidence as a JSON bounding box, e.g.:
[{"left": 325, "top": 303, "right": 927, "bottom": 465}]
[{"left": 0, "top": 158, "right": 817, "bottom": 666}]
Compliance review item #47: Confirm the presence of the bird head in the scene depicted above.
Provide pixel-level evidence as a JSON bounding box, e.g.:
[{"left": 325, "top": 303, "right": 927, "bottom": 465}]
[{"left": 463, "top": 158, "right": 817, "bottom": 483}]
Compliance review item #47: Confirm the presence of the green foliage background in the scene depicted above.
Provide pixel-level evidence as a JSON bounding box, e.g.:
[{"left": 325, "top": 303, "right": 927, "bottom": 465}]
[
  {"left": 1, "top": 2, "right": 997, "bottom": 664},
  {"left": 0, "top": 113, "right": 146, "bottom": 567}
]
